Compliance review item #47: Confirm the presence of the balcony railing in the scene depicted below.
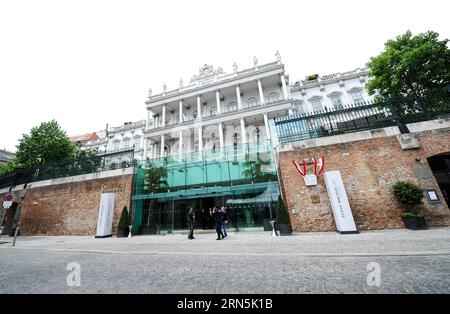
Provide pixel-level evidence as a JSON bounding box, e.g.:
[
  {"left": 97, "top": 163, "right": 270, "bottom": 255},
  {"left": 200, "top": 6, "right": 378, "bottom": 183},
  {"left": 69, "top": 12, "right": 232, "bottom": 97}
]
[{"left": 275, "top": 92, "right": 450, "bottom": 145}]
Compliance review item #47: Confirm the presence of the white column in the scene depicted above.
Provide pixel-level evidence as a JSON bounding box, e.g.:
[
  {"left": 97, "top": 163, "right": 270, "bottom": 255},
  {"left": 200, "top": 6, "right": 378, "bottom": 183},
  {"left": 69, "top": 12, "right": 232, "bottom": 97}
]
[
  {"left": 146, "top": 110, "right": 150, "bottom": 131},
  {"left": 216, "top": 90, "right": 221, "bottom": 115},
  {"left": 179, "top": 100, "right": 183, "bottom": 123},
  {"left": 153, "top": 144, "right": 157, "bottom": 158},
  {"left": 218, "top": 122, "right": 224, "bottom": 149},
  {"left": 240, "top": 118, "right": 247, "bottom": 144},
  {"left": 263, "top": 113, "right": 271, "bottom": 140},
  {"left": 236, "top": 85, "right": 242, "bottom": 111},
  {"left": 257, "top": 79, "right": 265, "bottom": 106},
  {"left": 197, "top": 95, "right": 202, "bottom": 120},
  {"left": 178, "top": 131, "right": 183, "bottom": 157},
  {"left": 288, "top": 108, "right": 293, "bottom": 116},
  {"left": 280, "top": 74, "right": 288, "bottom": 100},
  {"left": 162, "top": 104, "right": 166, "bottom": 127},
  {"left": 198, "top": 126, "right": 203, "bottom": 152},
  {"left": 143, "top": 139, "right": 148, "bottom": 159},
  {"left": 160, "top": 134, "right": 165, "bottom": 157}
]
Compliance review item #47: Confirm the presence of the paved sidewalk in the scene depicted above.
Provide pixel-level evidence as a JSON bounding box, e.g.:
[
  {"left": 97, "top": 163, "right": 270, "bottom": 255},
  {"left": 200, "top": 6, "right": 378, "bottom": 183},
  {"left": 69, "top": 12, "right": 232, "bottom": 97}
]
[{"left": 1, "top": 228, "right": 449, "bottom": 293}]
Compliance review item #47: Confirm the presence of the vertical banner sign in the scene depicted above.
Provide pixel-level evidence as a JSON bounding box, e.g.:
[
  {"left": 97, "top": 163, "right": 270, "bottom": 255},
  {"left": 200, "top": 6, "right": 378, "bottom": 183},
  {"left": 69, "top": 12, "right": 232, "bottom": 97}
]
[
  {"left": 95, "top": 193, "right": 115, "bottom": 238},
  {"left": 323, "top": 171, "right": 358, "bottom": 234}
]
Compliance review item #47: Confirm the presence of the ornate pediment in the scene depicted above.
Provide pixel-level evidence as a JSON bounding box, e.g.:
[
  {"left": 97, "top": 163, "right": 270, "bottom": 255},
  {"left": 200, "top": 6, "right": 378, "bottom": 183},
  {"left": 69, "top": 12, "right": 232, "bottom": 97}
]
[{"left": 190, "top": 64, "right": 225, "bottom": 82}]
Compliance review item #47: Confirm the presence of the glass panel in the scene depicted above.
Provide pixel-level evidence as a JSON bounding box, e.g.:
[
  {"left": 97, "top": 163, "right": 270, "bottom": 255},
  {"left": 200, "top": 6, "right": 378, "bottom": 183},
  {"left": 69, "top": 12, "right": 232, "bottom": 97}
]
[
  {"left": 310, "top": 99, "right": 323, "bottom": 111},
  {"left": 132, "top": 140, "right": 279, "bottom": 234}
]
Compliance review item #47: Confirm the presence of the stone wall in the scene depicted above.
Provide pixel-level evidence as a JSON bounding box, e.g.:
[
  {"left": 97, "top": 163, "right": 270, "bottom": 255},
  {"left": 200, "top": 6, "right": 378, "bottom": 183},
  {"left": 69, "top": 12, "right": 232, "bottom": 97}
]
[
  {"left": 0, "top": 169, "right": 133, "bottom": 236},
  {"left": 277, "top": 123, "right": 450, "bottom": 232}
]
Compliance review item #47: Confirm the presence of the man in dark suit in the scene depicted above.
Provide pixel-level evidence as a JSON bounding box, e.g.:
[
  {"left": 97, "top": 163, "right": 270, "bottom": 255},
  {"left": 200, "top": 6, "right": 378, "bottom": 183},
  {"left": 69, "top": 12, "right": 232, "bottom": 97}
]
[
  {"left": 214, "top": 207, "right": 225, "bottom": 240},
  {"left": 187, "top": 207, "right": 195, "bottom": 240}
]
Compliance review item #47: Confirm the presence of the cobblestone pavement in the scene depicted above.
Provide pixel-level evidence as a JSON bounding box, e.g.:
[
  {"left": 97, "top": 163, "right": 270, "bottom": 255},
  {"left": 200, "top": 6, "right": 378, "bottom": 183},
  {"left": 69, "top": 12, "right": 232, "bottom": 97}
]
[{"left": 1, "top": 228, "right": 450, "bottom": 293}]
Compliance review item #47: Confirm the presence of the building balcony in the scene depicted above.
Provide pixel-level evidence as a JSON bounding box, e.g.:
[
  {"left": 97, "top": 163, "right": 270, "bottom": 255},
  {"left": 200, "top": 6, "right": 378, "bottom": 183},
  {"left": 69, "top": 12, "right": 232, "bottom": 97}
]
[{"left": 144, "top": 98, "right": 292, "bottom": 137}]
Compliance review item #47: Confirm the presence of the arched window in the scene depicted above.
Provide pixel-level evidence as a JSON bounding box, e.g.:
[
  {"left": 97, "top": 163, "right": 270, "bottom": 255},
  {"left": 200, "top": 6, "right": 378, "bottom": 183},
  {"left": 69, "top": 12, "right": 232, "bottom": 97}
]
[
  {"left": 112, "top": 140, "right": 120, "bottom": 151},
  {"left": 133, "top": 136, "right": 141, "bottom": 150},
  {"left": 293, "top": 101, "right": 305, "bottom": 114},
  {"left": 209, "top": 106, "right": 217, "bottom": 116},
  {"left": 122, "top": 138, "right": 131, "bottom": 149},
  {"left": 349, "top": 89, "right": 364, "bottom": 104},
  {"left": 227, "top": 102, "right": 237, "bottom": 113},
  {"left": 328, "top": 93, "right": 343, "bottom": 110},
  {"left": 309, "top": 98, "right": 323, "bottom": 112},
  {"left": 266, "top": 92, "right": 280, "bottom": 104},
  {"left": 246, "top": 97, "right": 258, "bottom": 108}
]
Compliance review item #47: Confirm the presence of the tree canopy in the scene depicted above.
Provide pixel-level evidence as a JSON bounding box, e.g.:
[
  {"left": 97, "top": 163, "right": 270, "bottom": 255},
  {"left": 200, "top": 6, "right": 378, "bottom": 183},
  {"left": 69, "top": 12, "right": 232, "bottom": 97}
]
[
  {"left": 14, "top": 120, "right": 76, "bottom": 168},
  {"left": 366, "top": 30, "right": 450, "bottom": 103},
  {"left": 0, "top": 120, "right": 99, "bottom": 177}
]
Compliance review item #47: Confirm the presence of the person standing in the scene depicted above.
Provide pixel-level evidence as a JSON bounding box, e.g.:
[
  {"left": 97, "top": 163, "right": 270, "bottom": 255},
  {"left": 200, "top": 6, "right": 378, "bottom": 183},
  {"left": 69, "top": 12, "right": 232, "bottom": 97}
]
[
  {"left": 221, "top": 206, "right": 228, "bottom": 238},
  {"left": 187, "top": 207, "right": 195, "bottom": 240},
  {"left": 214, "top": 206, "right": 224, "bottom": 240}
]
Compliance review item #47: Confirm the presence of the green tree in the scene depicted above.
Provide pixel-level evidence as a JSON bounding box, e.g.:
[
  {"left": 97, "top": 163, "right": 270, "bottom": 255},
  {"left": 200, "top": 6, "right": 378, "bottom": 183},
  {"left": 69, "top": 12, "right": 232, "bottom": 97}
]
[
  {"left": 143, "top": 165, "right": 168, "bottom": 193},
  {"left": 366, "top": 31, "right": 450, "bottom": 111},
  {"left": 306, "top": 74, "right": 319, "bottom": 81},
  {"left": 117, "top": 205, "right": 131, "bottom": 229},
  {"left": 14, "top": 120, "right": 76, "bottom": 168},
  {"left": 276, "top": 196, "right": 290, "bottom": 224}
]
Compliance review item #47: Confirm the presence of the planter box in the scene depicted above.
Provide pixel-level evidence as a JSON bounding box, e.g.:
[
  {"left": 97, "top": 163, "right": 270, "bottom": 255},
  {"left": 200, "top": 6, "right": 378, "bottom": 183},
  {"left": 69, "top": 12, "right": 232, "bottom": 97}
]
[
  {"left": 117, "top": 227, "right": 130, "bottom": 238},
  {"left": 402, "top": 217, "right": 428, "bottom": 230},
  {"left": 275, "top": 223, "right": 293, "bottom": 236}
]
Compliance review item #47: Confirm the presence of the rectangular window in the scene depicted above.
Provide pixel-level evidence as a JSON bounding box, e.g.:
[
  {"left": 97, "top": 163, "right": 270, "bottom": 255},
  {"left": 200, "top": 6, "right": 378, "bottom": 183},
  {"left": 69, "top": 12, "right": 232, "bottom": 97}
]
[
  {"left": 122, "top": 139, "right": 130, "bottom": 149},
  {"left": 329, "top": 94, "right": 343, "bottom": 109},
  {"left": 113, "top": 141, "right": 119, "bottom": 151},
  {"left": 133, "top": 138, "right": 141, "bottom": 150},
  {"left": 350, "top": 90, "right": 364, "bottom": 103},
  {"left": 310, "top": 99, "right": 323, "bottom": 112}
]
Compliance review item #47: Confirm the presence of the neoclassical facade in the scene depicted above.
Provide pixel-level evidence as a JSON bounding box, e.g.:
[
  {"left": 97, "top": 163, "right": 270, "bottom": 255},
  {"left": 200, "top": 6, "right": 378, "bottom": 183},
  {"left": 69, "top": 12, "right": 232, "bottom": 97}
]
[
  {"left": 72, "top": 53, "right": 373, "bottom": 161},
  {"left": 142, "top": 53, "right": 372, "bottom": 160},
  {"left": 143, "top": 53, "right": 291, "bottom": 160}
]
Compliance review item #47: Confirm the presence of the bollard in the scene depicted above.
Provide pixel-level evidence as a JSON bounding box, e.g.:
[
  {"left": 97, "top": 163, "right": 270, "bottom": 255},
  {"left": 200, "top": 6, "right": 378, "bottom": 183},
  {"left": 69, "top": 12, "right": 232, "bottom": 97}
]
[
  {"left": 269, "top": 220, "right": 278, "bottom": 236},
  {"left": 12, "top": 227, "right": 20, "bottom": 247}
]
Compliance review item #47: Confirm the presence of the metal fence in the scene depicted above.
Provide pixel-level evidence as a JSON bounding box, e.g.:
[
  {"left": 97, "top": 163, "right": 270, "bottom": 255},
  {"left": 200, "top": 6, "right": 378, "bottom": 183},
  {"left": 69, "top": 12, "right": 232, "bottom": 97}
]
[
  {"left": 0, "top": 149, "right": 135, "bottom": 189},
  {"left": 275, "top": 92, "right": 450, "bottom": 144}
]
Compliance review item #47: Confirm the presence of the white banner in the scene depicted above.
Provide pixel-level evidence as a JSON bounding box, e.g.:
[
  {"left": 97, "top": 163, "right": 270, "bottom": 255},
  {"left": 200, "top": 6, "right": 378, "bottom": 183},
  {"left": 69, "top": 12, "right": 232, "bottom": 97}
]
[
  {"left": 95, "top": 193, "right": 115, "bottom": 238},
  {"left": 323, "top": 171, "right": 358, "bottom": 234}
]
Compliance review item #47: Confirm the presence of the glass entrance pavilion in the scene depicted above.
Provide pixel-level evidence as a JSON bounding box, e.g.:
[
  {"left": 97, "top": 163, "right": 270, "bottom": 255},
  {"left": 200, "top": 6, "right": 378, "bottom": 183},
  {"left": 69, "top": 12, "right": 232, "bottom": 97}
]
[{"left": 132, "top": 140, "right": 280, "bottom": 235}]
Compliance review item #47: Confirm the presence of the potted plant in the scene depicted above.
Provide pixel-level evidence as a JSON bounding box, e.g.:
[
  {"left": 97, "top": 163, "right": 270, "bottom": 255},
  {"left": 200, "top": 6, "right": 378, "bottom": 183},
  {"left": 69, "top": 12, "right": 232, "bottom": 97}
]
[
  {"left": 392, "top": 181, "right": 427, "bottom": 230},
  {"left": 275, "top": 196, "right": 292, "bottom": 235},
  {"left": 117, "top": 205, "right": 131, "bottom": 237}
]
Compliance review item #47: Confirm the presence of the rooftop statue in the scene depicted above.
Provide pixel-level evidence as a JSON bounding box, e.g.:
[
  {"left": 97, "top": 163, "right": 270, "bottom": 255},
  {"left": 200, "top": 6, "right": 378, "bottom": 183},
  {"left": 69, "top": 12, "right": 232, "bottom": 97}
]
[{"left": 190, "top": 64, "right": 225, "bottom": 82}]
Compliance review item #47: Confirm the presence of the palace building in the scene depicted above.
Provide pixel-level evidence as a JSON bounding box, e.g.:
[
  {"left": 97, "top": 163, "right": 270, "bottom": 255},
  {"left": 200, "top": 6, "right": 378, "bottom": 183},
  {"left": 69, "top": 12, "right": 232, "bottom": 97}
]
[
  {"left": 130, "top": 53, "right": 373, "bottom": 235},
  {"left": 2, "top": 53, "right": 449, "bottom": 237}
]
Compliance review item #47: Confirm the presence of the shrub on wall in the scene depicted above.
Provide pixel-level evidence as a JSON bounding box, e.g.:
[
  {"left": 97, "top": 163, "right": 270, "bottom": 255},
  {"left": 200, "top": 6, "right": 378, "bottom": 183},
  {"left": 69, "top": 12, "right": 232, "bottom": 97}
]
[
  {"left": 118, "top": 205, "right": 131, "bottom": 230},
  {"left": 392, "top": 181, "right": 423, "bottom": 205},
  {"left": 276, "top": 196, "right": 290, "bottom": 224}
]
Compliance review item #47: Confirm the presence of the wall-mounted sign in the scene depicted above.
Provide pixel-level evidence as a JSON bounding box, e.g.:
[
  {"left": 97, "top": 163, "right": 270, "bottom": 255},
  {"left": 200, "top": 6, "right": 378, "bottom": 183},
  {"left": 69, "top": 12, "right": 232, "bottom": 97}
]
[
  {"left": 2, "top": 193, "right": 13, "bottom": 209},
  {"left": 95, "top": 193, "right": 115, "bottom": 238},
  {"left": 323, "top": 170, "right": 358, "bottom": 234},
  {"left": 426, "top": 189, "right": 440, "bottom": 203},
  {"left": 293, "top": 156, "right": 325, "bottom": 186}
]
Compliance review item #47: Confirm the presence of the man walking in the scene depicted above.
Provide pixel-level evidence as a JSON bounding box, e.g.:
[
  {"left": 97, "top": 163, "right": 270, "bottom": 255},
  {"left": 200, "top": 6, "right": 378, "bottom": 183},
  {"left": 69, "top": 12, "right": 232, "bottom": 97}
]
[
  {"left": 214, "top": 206, "right": 225, "bottom": 240},
  {"left": 187, "top": 207, "right": 195, "bottom": 240}
]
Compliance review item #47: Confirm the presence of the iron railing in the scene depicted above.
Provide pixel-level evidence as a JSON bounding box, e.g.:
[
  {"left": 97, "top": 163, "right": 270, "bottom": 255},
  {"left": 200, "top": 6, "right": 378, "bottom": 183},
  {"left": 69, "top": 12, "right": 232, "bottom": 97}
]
[
  {"left": 0, "top": 149, "right": 135, "bottom": 189},
  {"left": 275, "top": 92, "right": 450, "bottom": 145}
]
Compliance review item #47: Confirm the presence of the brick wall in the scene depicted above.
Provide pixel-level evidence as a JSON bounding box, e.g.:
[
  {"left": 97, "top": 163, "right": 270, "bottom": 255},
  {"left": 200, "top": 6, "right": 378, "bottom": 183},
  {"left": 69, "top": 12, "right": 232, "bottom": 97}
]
[
  {"left": 0, "top": 173, "right": 133, "bottom": 236},
  {"left": 278, "top": 127, "right": 450, "bottom": 232}
]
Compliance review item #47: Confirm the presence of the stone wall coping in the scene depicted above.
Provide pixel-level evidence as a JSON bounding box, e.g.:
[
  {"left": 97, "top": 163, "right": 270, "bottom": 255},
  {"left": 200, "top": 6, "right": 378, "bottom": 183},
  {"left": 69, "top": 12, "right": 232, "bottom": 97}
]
[
  {"left": 0, "top": 167, "right": 134, "bottom": 194},
  {"left": 277, "top": 118, "right": 450, "bottom": 153}
]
